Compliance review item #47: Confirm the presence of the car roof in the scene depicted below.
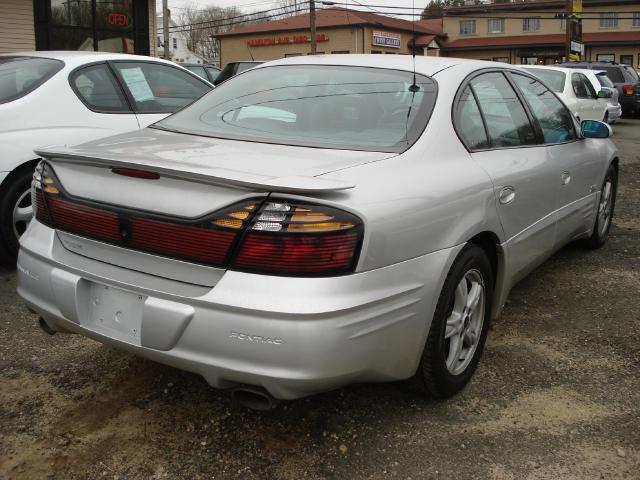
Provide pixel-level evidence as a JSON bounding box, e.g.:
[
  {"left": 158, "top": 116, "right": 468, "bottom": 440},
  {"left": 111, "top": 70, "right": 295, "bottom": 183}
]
[
  {"left": 0, "top": 51, "right": 182, "bottom": 69},
  {"left": 254, "top": 54, "right": 507, "bottom": 77}
]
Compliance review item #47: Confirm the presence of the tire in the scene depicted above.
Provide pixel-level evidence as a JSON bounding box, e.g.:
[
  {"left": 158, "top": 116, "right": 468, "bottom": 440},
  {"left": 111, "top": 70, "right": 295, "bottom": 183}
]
[
  {"left": 0, "top": 167, "right": 34, "bottom": 265},
  {"left": 583, "top": 163, "right": 617, "bottom": 249},
  {"left": 413, "top": 244, "right": 494, "bottom": 399}
]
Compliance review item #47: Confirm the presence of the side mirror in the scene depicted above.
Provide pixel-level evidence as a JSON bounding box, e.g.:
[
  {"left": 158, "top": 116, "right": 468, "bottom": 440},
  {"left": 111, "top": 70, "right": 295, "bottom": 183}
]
[
  {"left": 581, "top": 120, "right": 612, "bottom": 138},
  {"left": 597, "top": 90, "right": 611, "bottom": 99}
]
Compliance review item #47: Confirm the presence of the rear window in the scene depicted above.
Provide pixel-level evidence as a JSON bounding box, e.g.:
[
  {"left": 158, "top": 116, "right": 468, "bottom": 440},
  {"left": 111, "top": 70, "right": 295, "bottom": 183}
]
[
  {"left": 596, "top": 72, "right": 615, "bottom": 88},
  {"left": 0, "top": 56, "right": 64, "bottom": 104},
  {"left": 600, "top": 67, "right": 624, "bottom": 83},
  {"left": 156, "top": 65, "right": 437, "bottom": 153},
  {"left": 522, "top": 68, "right": 565, "bottom": 92}
]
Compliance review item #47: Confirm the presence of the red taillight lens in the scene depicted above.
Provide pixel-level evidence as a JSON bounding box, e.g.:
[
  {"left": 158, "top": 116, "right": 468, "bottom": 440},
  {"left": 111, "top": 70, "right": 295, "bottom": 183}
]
[
  {"left": 234, "top": 232, "right": 359, "bottom": 275},
  {"left": 47, "top": 197, "right": 121, "bottom": 242},
  {"left": 622, "top": 85, "right": 634, "bottom": 96},
  {"left": 230, "top": 200, "right": 363, "bottom": 276},
  {"left": 130, "top": 217, "right": 235, "bottom": 264}
]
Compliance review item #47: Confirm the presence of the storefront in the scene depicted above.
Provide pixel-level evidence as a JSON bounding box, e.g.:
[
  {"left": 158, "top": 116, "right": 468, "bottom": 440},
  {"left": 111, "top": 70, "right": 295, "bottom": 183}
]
[{"left": 0, "top": 0, "right": 156, "bottom": 56}]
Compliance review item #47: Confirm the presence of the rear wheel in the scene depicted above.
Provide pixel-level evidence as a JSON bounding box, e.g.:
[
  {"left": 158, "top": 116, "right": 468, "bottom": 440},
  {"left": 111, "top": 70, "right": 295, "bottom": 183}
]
[
  {"left": 413, "top": 244, "right": 493, "bottom": 398},
  {"left": 0, "top": 167, "right": 34, "bottom": 264},
  {"left": 583, "top": 164, "right": 617, "bottom": 249}
]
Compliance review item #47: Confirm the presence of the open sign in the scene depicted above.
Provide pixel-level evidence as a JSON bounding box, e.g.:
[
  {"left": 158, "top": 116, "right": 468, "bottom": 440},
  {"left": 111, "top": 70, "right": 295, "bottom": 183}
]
[{"left": 108, "top": 12, "right": 129, "bottom": 26}]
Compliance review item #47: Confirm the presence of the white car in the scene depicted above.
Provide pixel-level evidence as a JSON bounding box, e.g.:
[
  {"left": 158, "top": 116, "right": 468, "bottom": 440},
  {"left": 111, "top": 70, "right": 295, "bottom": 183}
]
[
  {"left": 521, "top": 65, "right": 607, "bottom": 122},
  {"left": 585, "top": 69, "right": 622, "bottom": 124},
  {"left": 0, "top": 51, "right": 212, "bottom": 263}
]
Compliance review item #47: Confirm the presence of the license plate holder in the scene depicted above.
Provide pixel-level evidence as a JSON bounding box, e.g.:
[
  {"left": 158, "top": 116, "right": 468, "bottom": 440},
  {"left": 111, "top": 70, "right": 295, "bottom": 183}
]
[{"left": 85, "top": 283, "right": 145, "bottom": 344}]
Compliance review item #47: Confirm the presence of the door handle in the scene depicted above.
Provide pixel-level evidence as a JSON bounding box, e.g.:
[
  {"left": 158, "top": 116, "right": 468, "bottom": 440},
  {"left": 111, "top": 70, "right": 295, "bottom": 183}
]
[
  {"left": 499, "top": 186, "right": 515, "bottom": 205},
  {"left": 561, "top": 171, "right": 571, "bottom": 185}
]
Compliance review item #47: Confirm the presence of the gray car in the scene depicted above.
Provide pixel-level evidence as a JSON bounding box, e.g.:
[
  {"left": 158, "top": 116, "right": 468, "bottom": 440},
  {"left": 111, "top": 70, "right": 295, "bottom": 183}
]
[{"left": 18, "top": 56, "right": 618, "bottom": 408}]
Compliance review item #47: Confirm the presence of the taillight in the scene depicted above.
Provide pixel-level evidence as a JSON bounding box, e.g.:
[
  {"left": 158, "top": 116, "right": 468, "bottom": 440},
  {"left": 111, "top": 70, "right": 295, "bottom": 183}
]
[
  {"left": 622, "top": 84, "right": 634, "bottom": 96},
  {"left": 231, "top": 201, "right": 363, "bottom": 276},
  {"left": 34, "top": 163, "right": 363, "bottom": 276}
]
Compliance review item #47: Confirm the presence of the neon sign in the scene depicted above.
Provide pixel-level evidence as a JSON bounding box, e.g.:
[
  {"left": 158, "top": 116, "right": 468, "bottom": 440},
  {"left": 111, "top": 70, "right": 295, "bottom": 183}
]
[{"left": 108, "top": 13, "right": 130, "bottom": 26}]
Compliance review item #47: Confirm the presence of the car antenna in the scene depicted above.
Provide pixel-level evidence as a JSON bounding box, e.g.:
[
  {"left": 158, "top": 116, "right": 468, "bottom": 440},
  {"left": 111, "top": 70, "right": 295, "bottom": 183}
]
[{"left": 409, "top": 0, "right": 420, "bottom": 93}]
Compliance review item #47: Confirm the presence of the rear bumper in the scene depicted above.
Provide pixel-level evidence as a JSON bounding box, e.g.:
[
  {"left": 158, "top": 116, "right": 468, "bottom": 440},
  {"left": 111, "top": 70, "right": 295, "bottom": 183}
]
[
  {"left": 607, "top": 104, "right": 622, "bottom": 122},
  {"left": 17, "top": 221, "right": 459, "bottom": 399}
]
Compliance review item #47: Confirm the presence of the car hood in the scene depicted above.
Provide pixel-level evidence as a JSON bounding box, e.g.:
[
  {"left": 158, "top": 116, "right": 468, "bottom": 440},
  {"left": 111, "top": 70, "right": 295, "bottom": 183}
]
[{"left": 35, "top": 127, "right": 397, "bottom": 193}]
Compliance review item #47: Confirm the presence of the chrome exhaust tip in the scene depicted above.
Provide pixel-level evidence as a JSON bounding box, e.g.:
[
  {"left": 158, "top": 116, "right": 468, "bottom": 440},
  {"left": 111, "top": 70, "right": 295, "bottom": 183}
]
[{"left": 230, "top": 386, "right": 277, "bottom": 411}]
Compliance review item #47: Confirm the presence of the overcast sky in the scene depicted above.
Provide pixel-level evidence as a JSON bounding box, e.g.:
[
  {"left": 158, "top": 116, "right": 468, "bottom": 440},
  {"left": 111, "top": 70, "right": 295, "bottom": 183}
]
[{"left": 164, "top": 0, "right": 426, "bottom": 19}]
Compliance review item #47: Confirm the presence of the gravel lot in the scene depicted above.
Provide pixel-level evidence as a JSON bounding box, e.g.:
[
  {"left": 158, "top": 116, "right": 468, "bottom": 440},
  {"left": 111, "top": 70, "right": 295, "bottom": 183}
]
[{"left": 1, "top": 119, "right": 639, "bottom": 480}]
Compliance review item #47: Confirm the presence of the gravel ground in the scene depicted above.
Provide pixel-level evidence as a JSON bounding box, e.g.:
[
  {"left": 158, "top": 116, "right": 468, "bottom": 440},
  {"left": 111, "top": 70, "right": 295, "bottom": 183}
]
[{"left": 1, "top": 119, "right": 639, "bottom": 480}]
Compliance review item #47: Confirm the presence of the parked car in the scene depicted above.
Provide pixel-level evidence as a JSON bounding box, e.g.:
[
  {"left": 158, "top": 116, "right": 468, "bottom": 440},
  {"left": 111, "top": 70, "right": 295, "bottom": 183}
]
[
  {"left": 179, "top": 63, "right": 221, "bottom": 83},
  {"left": 213, "top": 61, "right": 263, "bottom": 85},
  {"left": 18, "top": 56, "right": 617, "bottom": 408},
  {"left": 0, "top": 51, "right": 212, "bottom": 263},
  {"left": 559, "top": 61, "right": 640, "bottom": 115},
  {"left": 583, "top": 70, "right": 622, "bottom": 124},
  {"left": 522, "top": 65, "right": 607, "bottom": 122}
]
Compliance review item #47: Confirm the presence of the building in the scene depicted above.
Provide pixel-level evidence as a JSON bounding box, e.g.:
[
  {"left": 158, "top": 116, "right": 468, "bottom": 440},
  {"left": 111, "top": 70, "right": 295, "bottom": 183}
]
[
  {"left": 214, "top": 8, "right": 445, "bottom": 66},
  {"left": 0, "top": 0, "right": 157, "bottom": 56},
  {"left": 440, "top": 0, "right": 640, "bottom": 67},
  {"left": 156, "top": 17, "right": 207, "bottom": 64}
]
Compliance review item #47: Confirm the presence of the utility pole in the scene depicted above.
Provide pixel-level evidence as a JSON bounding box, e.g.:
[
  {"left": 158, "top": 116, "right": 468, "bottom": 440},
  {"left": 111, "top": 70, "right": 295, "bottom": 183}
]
[
  {"left": 163, "top": 0, "right": 170, "bottom": 60},
  {"left": 310, "top": 0, "right": 317, "bottom": 55},
  {"left": 565, "top": 0, "right": 572, "bottom": 62}
]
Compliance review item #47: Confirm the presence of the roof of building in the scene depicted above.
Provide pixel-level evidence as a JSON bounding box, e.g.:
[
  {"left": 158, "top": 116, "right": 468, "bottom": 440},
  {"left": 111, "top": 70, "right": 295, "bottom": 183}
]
[
  {"left": 444, "top": 31, "right": 640, "bottom": 49},
  {"left": 443, "top": 0, "right": 638, "bottom": 14},
  {"left": 214, "top": 8, "right": 444, "bottom": 38}
]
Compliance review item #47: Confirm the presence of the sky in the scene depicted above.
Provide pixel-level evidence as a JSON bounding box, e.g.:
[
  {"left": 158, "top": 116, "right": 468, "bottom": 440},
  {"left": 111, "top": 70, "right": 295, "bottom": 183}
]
[{"left": 163, "top": 0, "right": 426, "bottom": 19}]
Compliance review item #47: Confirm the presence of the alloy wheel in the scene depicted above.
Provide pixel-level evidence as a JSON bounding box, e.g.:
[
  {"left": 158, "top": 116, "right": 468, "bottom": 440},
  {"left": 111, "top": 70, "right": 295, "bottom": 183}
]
[
  {"left": 12, "top": 188, "right": 33, "bottom": 240},
  {"left": 444, "top": 269, "right": 485, "bottom": 376}
]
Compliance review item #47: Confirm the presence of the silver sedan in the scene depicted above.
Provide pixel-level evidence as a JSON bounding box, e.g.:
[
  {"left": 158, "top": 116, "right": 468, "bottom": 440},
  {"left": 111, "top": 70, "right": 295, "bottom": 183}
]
[{"left": 18, "top": 55, "right": 618, "bottom": 408}]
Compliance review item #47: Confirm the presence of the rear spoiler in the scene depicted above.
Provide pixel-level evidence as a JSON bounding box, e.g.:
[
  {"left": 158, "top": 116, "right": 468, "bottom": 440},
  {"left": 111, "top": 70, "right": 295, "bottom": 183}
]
[{"left": 34, "top": 149, "right": 355, "bottom": 193}]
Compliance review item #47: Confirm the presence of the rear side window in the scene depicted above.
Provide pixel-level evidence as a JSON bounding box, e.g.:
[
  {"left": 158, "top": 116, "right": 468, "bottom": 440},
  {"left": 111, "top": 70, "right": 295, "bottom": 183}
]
[
  {"left": 572, "top": 73, "right": 596, "bottom": 98},
  {"left": 624, "top": 66, "right": 639, "bottom": 81},
  {"left": 112, "top": 62, "right": 210, "bottom": 113},
  {"left": 470, "top": 72, "right": 536, "bottom": 148},
  {"left": 600, "top": 67, "right": 624, "bottom": 83},
  {"left": 512, "top": 73, "right": 576, "bottom": 144},
  {"left": 0, "top": 56, "right": 63, "bottom": 104},
  {"left": 71, "top": 64, "right": 129, "bottom": 112},
  {"left": 455, "top": 86, "right": 488, "bottom": 150}
]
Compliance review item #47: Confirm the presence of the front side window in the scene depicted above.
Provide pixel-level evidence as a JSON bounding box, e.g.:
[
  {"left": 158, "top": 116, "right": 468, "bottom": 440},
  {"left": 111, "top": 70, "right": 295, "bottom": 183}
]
[
  {"left": 512, "top": 73, "right": 576, "bottom": 144},
  {"left": 112, "top": 62, "right": 210, "bottom": 113},
  {"left": 522, "top": 68, "right": 566, "bottom": 93},
  {"left": 0, "top": 56, "right": 64, "bottom": 104},
  {"left": 599, "top": 12, "right": 619, "bottom": 28},
  {"left": 469, "top": 72, "right": 536, "bottom": 148},
  {"left": 157, "top": 65, "right": 438, "bottom": 153},
  {"left": 488, "top": 18, "right": 505, "bottom": 33},
  {"left": 460, "top": 20, "right": 476, "bottom": 35},
  {"left": 523, "top": 17, "right": 541, "bottom": 32},
  {"left": 71, "top": 63, "right": 128, "bottom": 112},
  {"left": 455, "top": 86, "right": 488, "bottom": 150}
]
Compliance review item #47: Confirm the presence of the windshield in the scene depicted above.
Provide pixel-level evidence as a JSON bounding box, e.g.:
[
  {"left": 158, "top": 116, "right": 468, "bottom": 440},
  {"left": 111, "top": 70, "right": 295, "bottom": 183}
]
[
  {"left": 522, "top": 68, "right": 565, "bottom": 92},
  {"left": 157, "top": 65, "right": 437, "bottom": 153},
  {"left": 595, "top": 72, "right": 615, "bottom": 88},
  {"left": 0, "top": 56, "right": 64, "bottom": 104}
]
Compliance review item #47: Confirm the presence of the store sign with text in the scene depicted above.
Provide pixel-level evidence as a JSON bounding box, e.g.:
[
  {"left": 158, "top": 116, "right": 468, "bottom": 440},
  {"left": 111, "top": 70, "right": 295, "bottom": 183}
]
[
  {"left": 108, "top": 12, "right": 130, "bottom": 27},
  {"left": 372, "top": 31, "right": 401, "bottom": 48},
  {"left": 247, "top": 34, "right": 329, "bottom": 47}
]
